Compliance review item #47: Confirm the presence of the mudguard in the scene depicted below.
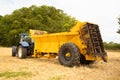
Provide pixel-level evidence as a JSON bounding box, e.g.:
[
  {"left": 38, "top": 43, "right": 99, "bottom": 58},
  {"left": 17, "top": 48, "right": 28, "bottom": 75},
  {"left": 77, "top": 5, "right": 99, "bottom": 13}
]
[{"left": 20, "top": 41, "right": 29, "bottom": 47}]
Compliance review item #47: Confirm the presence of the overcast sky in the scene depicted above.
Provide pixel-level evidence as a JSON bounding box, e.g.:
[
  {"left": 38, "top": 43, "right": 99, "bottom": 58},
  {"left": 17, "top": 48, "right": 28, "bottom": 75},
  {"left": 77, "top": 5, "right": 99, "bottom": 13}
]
[{"left": 0, "top": 0, "right": 120, "bottom": 43}]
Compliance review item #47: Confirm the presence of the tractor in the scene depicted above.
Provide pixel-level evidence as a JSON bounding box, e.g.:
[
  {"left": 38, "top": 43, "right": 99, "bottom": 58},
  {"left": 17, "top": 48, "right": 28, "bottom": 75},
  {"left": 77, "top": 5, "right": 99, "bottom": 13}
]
[{"left": 12, "top": 33, "right": 34, "bottom": 58}]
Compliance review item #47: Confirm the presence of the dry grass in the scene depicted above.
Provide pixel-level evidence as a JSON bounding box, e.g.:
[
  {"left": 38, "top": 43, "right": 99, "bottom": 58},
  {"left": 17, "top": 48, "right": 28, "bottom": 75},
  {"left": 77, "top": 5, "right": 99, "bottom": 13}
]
[{"left": 0, "top": 47, "right": 120, "bottom": 80}]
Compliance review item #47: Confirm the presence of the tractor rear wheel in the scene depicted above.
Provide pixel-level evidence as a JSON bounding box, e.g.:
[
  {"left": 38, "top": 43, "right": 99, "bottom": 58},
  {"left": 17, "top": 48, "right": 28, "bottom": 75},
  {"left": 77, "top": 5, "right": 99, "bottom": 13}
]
[
  {"left": 17, "top": 46, "right": 27, "bottom": 59},
  {"left": 58, "top": 42, "right": 80, "bottom": 67},
  {"left": 12, "top": 46, "right": 17, "bottom": 57}
]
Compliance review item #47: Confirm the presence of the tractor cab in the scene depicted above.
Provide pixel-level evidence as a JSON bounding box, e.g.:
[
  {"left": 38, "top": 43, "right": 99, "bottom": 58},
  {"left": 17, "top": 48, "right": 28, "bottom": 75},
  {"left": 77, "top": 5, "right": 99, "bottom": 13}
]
[
  {"left": 20, "top": 33, "right": 29, "bottom": 42},
  {"left": 19, "top": 33, "right": 33, "bottom": 46}
]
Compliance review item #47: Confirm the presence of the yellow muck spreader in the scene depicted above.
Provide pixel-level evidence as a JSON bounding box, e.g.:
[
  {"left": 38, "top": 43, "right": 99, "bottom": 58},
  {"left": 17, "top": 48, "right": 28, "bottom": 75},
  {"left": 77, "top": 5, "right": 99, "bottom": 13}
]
[{"left": 12, "top": 21, "right": 107, "bottom": 67}]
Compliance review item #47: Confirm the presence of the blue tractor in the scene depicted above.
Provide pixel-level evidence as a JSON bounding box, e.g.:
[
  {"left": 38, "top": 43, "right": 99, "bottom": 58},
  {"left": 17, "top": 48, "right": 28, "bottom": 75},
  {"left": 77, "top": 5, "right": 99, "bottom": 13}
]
[{"left": 12, "top": 33, "right": 34, "bottom": 58}]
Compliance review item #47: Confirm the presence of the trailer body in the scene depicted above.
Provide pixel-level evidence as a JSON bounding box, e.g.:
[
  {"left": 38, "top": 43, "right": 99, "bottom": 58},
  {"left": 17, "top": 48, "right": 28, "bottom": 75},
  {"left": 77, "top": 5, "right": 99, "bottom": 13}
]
[{"left": 29, "top": 21, "right": 107, "bottom": 66}]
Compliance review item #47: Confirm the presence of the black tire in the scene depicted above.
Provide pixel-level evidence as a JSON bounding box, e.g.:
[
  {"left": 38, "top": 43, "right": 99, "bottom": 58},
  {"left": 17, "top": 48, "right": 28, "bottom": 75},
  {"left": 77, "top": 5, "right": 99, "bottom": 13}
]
[
  {"left": 17, "top": 45, "right": 27, "bottom": 59},
  {"left": 12, "top": 46, "right": 17, "bottom": 57},
  {"left": 80, "top": 54, "right": 94, "bottom": 65},
  {"left": 58, "top": 42, "right": 80, "bottom": 67}
]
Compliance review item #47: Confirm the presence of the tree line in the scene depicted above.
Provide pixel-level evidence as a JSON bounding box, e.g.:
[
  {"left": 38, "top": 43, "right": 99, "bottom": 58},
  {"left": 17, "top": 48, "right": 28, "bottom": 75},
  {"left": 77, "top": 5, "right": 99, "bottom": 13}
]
[
  {"left": 104, "top": 42, "right": 120, "bottom": 50},
  {"left": 0, "top": 5, "right": 119, "bottom": 50},
  {"left": 104, "top": 17, "right": 120, "bottom": 50},
  {"left": 0, "top": 5, "right": 76, "bottom": 46}
]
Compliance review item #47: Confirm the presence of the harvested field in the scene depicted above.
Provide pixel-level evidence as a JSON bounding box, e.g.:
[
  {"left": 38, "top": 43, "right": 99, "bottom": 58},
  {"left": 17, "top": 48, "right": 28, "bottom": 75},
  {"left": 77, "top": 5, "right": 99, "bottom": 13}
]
[{"left": 0, "top": 47, "right": 120, "bottom": 80}]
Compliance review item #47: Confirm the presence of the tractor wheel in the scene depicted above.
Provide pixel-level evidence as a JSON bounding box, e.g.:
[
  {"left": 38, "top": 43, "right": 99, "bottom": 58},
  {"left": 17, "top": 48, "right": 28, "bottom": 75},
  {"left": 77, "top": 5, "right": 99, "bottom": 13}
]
[
  {"left": 12, "top": 46, "right": 17, "bottom": 57},
  {"left": 17, "top": 45, "right": 27, "bottom": 59},
  {"left": 80, "top": 54, "right": 94, "bottom": 65},
  {"left": 58, "top": 42, "right": 80, "bottom": 67}
]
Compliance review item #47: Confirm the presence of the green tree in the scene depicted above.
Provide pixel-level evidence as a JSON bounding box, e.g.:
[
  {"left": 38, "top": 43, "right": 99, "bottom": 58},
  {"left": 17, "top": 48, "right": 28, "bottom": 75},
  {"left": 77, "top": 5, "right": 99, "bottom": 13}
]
[
  {"left": 104, "top": 42, "right": 120, "bottom": 50},
  {"left": 117, "top": 17, "right": 120, "bottom": 33},
  {"left": 0, "top": 5, "right": 76, "bottom": 47}
]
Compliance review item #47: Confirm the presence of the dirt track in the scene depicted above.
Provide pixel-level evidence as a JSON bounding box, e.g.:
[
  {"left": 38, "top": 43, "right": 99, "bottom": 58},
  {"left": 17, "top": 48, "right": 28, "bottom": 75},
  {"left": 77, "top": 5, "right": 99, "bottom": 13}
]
[{"left": 0, "top": 47, "right": 120, "bottom": 80}]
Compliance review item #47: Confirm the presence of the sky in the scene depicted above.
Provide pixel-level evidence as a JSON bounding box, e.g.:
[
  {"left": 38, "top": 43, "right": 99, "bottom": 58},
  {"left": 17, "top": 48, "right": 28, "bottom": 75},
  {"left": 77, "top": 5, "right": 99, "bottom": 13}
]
[{"left": 0, "top": 0, "right": 120, "bottom": 43}]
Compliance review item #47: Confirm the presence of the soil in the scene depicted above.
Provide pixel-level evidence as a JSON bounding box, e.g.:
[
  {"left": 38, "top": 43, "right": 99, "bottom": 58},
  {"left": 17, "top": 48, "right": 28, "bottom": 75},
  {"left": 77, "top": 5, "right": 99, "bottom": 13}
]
[{"left": 0, "top": 47, "right": 120, "bottom": 80}]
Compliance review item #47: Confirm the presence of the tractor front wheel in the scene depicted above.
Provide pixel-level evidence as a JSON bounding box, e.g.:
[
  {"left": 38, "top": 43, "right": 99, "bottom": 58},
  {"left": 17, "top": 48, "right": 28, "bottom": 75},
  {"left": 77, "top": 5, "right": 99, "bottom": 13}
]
[
  {"left": 12, "top": 46, "right": 17, "bottom": 57},
  {"left": 17, "top": 46, "right": 27, "bottom": 59}
]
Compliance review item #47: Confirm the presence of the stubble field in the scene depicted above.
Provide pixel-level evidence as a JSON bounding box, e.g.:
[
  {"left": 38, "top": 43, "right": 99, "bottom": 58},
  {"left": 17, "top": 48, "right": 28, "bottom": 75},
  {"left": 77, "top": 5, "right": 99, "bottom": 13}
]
[{"left": 0, "top": 47, "right": 120, "bottom": 80}]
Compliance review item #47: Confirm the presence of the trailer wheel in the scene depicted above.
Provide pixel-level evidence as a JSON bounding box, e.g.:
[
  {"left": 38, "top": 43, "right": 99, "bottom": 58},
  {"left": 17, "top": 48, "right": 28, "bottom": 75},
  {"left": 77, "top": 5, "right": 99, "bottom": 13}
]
[
  {"left": 58, "top": 42, "right": 80, "bottom": 67},
  {"left": 17, "top": 46, "right": 27, "bottom": 59},
  {"left": 12, "top": 46, "right": 17, "bottom": 57}
]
